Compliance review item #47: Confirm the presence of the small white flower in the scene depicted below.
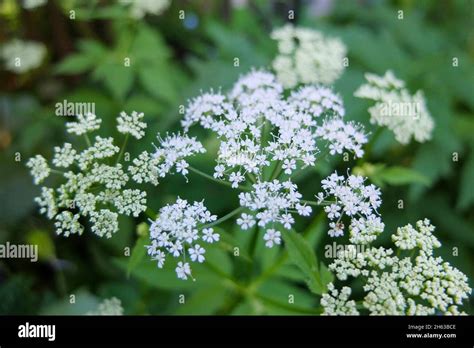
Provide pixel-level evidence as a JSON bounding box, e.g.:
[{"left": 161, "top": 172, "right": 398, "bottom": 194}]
[
  {"left": 282, "top": 159, "right": 296, "bottom": 174},
  {"left": 229, "top": 171, "right": 244, "bottom": 188},
  {"left": 328, "top": 222, "right": 344, "bottom": 237},
  {"left": 202, "top": 228, "right": 219, "bottom": 243},
  {"left": 296, "top": 203, "right": 312, "bottom": 216},
  {"left": 176, "top": 261, "right": 192, "bottom": 280},
  {"left": 152, "top": 250, "right": 166, "bottom": 268},
  {"left": 176, "top": 160, "right": 189, "bottom": 176},
  {"left": 263, "top": 229, "right": 281, "bottom": 248},
  {"left": 189, "top": 244, "right": 206, "bottom": 263},
  {"left": 236, "top": 213, "right": 256, "bottom": 230},
  {"left": 213, "top": 164, "right": 225, "bottom": 179}
]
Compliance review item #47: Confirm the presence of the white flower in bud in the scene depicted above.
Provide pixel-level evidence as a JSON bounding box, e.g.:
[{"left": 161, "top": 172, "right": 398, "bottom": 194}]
[{"left": 117, "top": 111, "right": 147, "bottom": 139}]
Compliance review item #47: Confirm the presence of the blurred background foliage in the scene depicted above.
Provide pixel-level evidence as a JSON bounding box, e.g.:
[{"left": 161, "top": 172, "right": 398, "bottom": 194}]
[{"left": 0, "top": 0, "right": 473, "bottom": 315}]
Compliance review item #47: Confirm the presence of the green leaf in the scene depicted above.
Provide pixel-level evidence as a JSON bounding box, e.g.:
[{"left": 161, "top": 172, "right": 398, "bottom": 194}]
[
  {"left": 281, "top": 230, "right": 328, "bottom": 295},
  {"left": 40, "top": 290, "right": 100, "bottom": 315},
  {"left": 255, "top": 279, "right": 319, "bottom": 315},
  {"left": 25, "top": 229, "right": 55, "bottom": 261},
  {"left": 138, "top": 64, "right": 177, "bottom": 103},
  {"left": 174, "top": 284, "right": 228, "bottom": 315},
  {"left": 457, "top": 150, "right": 474, "bottom": 210},
  {"left": 55, "top": 53, "right": 96, "bottom": 75},
  {"left": 355, "top": 163, "right": 431, "bottom": 187},
  {"left": 378, "top": 166, "right": 431, "bottom": 186},
  {"left": 127, "top": 229, "right": 148, "bottom": 277},
  {"left": 94, "top": 63, "right": 134, "bottom": 100}
]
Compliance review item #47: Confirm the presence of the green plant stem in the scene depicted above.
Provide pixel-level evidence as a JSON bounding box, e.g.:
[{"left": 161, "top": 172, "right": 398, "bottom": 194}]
[
  {"left": 357, "top": 127, "right": 384, "bottom": 166},
  {"left": 269, "top": 160, "right": 283, "bottom": 181},
  {"left": 202, "top": 207, "right": 244, "bottom": 229},
  {"left": 116, "top": 134, "right": 129, "bottom": 164},
  {"left": 247, "top": 172, "right": 257, "bottom": 184},
  {"left": 188, "top": 166, "right": 250, "bottom": 191},
  {"left": 301, "top": 199, "right": 333, "bottom": 207},
  {"left": 83, "top": 133, "right": 91, "bottom": 147}
]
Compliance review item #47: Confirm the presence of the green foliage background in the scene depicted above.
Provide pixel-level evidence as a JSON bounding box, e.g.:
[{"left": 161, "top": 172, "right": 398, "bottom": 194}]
[{"left": 0, "top": 0, "right": 473, "bottom": 315}]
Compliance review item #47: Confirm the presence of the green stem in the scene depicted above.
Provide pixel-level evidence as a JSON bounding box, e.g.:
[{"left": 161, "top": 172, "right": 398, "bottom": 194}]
[
  {"left": 83, "top": 133, "right": 91, "bottom": 147},
  {"left": 269, "top": 160, "right": 283, "bottom": 181},
  {"left": 202, "top": 207, "right": 244, "bottom": 229},
  {"left": 116, "top": 134, "right": 129, "bottom": 164},
  {"left": 357, "top": 127, "right": 384, "bottom": 166},
  {"left": 50, "top": 169, "right": 66, "bottom": 175},
  {"left": 188, "top": 166, "right": 250, "bottom": 191},
  {"left": 301, "top": 199, "right": 334, "bottom": 207},
  {"left": 247, "top": 172, "right": 257, "bottom": 184}
]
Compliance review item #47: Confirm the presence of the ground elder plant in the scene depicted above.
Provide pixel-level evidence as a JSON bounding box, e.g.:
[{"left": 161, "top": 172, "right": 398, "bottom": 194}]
[{"left": 26, "top": 24, "right": 471, "bottom": 315}]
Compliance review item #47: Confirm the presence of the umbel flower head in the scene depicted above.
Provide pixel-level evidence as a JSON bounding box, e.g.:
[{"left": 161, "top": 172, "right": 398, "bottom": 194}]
[
  {"left": 321, "top": 219, "right": 472, "bottom": 315},
  {"left": 146, "top": 198, "right": 219, "bottom": 280},
  {"left": 183, "top": 69, "right": 367, "bottom": 186},
  {"left": 317, "top": 171, "right": 383, "bottom": 240},
  {"left": 128, "top": 132, "right": 206, "bottom": 185},
  {"left": 27, "top": 112, "right": 149, "bottom": 238},
  {"left": 1, "top": 39, "right": 46, "bottom": 73},
  {"left": 271, "top": 24, "right": 347, "bottom": 88},
  {"left": 237, "top": 180, "right": 311, "bottom": 247},
  {"left": 354, "top": 70, "right": 434, "bottom": 144},
  {"left": 86, "top": 297, "right": 124, "bottom": 315},
  {"left": 181, "top": 69, "right": 367, "bottom": 248},
  {"left": 121, "top": 0, "right": 170, "bottom": 19}
]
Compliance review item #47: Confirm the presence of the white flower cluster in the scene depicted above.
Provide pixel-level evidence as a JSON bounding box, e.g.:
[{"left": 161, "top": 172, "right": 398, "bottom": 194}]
[
  {"left": 146, "top": 198, "right": 219, "bottom": 280},
  {"left": 1, "top": 39, "right": 46, "bottom": 73},
  {"left": 117, "top": 111, "right": 147, "bottom": 139},
  {"left": 354, "top": 70, "right": 434, "bottom": 144},
  {"left": 322, "top": 219, "right": 472, "bottom": 315},
  {"left": 66, "top": 112, "right": 102, "bottom": 135},
  {"left": 26, "top": 155, "right": 50, "bottom": 184},
  {"left": 128, "top": 133, "right": 206, "bottom": 185},
  {"left": 28, "top": 112, "right": 148, "bottom": 238},
  {"left": 321, "top": 283, "right": 359, "bottom": 315},
  {"left": 22, "top": 0, "right": 47, "bottom": 9},
  {"left": 237, "top": 180, "right": 311, "bottom": 248},
  {"left": 183, "top": 70, "right": 366, "bottom": 187},
  {"left": 121, "top": 0, "right": 170, "bottom": 18},
  {"left": 317, "top": 172, "right": 383, "bottom": 240},
  {"left": 87, "top": 297, "right": 124, "bottom": 315},
  {"left": 315, "top": 118, "right": 367, "bottom": 158},
  {"left": 271, "top": 24, "right": 347, "bottom": 88}
]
